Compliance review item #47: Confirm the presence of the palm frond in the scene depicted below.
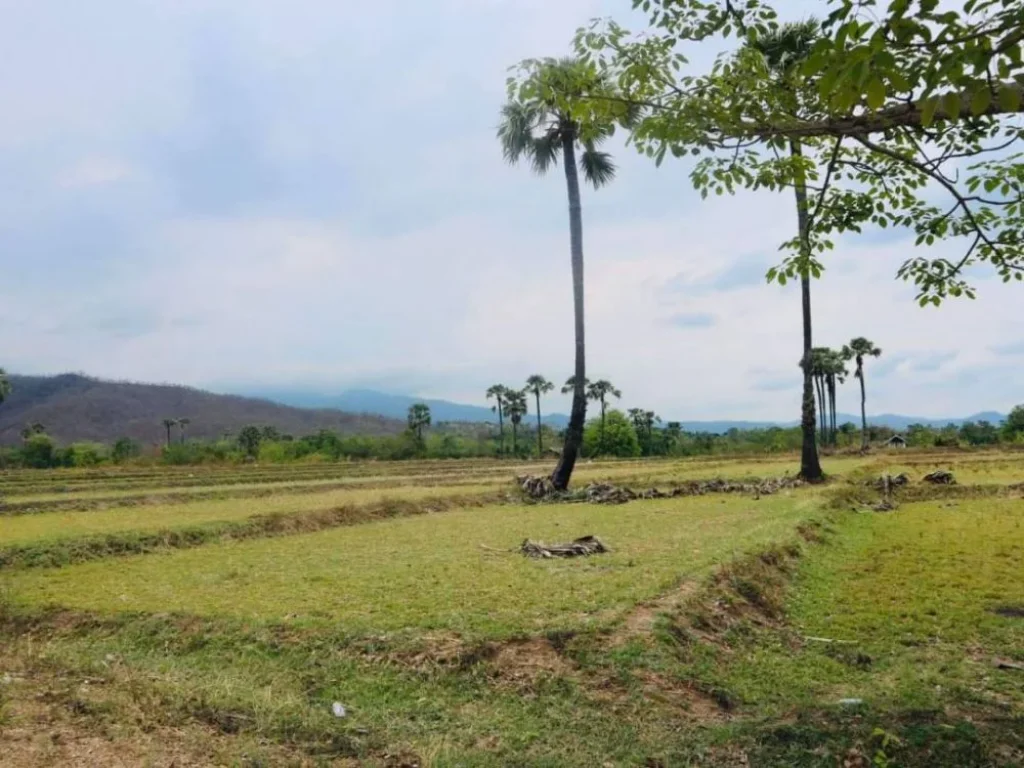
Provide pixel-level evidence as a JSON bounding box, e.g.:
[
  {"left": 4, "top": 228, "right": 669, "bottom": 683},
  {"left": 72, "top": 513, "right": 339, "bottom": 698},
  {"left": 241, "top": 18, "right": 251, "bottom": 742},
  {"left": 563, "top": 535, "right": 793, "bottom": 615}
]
[
  {"left": 532, "top": 128, "right": 561, "bottom": 174},
  {"left": 580, "top": 145, "right": 616, "bottom": 188},
  {"left": 497, "top": 102, "right": 540, "bottom": 165}
]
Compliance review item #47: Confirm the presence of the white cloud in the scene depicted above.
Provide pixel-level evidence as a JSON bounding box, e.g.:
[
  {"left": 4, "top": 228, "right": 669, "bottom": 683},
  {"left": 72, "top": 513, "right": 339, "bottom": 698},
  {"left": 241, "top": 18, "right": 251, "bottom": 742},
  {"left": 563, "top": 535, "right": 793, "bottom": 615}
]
[{"left": 57, "top": 156, "right": 133, "bottom": 188}]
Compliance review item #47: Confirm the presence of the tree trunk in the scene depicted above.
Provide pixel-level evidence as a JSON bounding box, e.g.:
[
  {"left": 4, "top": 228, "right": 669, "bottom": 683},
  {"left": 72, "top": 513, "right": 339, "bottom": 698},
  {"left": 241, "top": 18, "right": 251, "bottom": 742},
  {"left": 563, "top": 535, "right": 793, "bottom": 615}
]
[
  {"left": 535, "top": 391, "right": 543, "bottom": 457},
  {"left": 827, "top": 376, "right": 836, "bottom": 446},
  {"left": 815, "top": 375, "right": 826, "bottom": 440},
  {"left": 858, "top": 358, "right": 868, "bottom": 449},
  {"left": 497, "top": 404, "right": 505, "bottom": 457},
  {"left": 599, "top": 400, "right": 607, "bottom": 456},
  {"left": 551, "top": 132, "right": 587, "bottom": 490},
  {"left": 165, "top": 425, "right": 172, "bottom": 447},
  {"left": 512, "top": 422, "right": 518, "bottom": 455},
  {"left": 791, "top": 140, "right": 823, "bottom": 481}
]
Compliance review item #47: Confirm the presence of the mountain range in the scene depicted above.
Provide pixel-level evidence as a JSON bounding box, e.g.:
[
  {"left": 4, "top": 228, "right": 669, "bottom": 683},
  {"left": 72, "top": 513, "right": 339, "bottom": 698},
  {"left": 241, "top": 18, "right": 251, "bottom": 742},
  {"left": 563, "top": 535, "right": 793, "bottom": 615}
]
[
  {"left": 0, "top": 374, "right": 403, "bottom": 446},
  {"left": 0, "top": 373, "right": 1007, "bottom": 446},
  {"left": 240, "top": 386, "right": 1007, "bottom": 434}
]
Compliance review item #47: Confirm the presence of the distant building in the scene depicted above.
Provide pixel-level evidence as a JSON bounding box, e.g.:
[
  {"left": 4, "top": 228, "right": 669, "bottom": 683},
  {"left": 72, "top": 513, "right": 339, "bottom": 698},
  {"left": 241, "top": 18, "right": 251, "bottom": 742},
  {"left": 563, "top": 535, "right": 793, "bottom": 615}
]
[{"left": 884, "top": 434, "right": 907, "bottom": 448}]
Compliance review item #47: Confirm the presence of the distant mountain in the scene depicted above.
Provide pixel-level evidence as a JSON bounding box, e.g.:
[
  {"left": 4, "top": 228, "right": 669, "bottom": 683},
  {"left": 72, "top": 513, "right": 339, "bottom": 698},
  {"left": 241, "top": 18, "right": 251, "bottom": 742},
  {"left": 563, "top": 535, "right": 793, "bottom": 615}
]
[
  {"left": 244, "top": 387, "right": 572, "bottom": 426},
  {"left": 245, "top": 388, "right": 1006, "bottom": 434},
  {"left": 0, "top": 374, "right": 404, "bottom": 446}
]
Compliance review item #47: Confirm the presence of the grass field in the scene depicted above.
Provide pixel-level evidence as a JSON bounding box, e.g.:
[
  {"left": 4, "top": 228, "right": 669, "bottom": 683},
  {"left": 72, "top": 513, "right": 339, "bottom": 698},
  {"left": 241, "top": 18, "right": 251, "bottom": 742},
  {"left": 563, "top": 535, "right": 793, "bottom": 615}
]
[{"left": 1, "top": 449, "right": 1022, "bottom": 766}]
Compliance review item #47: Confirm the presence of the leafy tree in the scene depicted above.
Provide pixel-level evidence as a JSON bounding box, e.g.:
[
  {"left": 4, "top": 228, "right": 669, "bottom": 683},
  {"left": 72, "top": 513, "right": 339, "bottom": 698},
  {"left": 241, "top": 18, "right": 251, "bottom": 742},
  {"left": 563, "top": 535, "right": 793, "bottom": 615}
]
[
  {"left": 960, "top": 420, "right": 999, "bottom": 446},
  {"left": 501, "top": 57, "right": 632, "bottom": 490},
  {"left": 21, "top": 432, "right": 55, "bottom": 468},
  {"left": 586, "top": 379, "right": 621, "bottom": 455},
  {"left": 525, "top": 375, "right": 555, "bottom": 456},
  {"left": 161, "top": 418, "right": 177, "bottom": 448},
  {"left": 504, "top": 389, "right": 528, "bottom": 456},
  {"left": 237, "top": 425, "right": 262, "bottom": 458},
  {"left": 573, "top": 0, "right": 1024, "bottom": 303},
  {"left": 261, "top": 425, "right": 281, "bottom": 441},
  {"left": 1003, "top": 405, "right": 1024, "bottom": 442},
  {"left": 178, "top": 417, "right": 191, "bottom": 444},
  {"left": 112, "top": 437, "right": 141, "bottom": 462},
  {"left": 407, "top": 403, "right": 432, "bottom": 443},
  {"left": 582, "top": 409, "right": 640, "bottom": 458},
  {"left": 842, "top": 337, "right": 883, "bottom": 449},
  {"left": 486, "top": 384, "right": 509, "bottom": 456}
]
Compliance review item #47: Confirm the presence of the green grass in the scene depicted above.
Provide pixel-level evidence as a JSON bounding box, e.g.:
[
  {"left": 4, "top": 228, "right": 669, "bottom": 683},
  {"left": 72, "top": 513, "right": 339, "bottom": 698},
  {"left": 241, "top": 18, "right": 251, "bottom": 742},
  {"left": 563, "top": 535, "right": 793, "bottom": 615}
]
[
  {"left": 8, "top": 492, "right": 819, "bottom": 637},
  {"left": 0, "top": 483, "right": 500, "bottom": 547},
  {"left": 4, "top": 453, "right": 1022, "bottom": 766}
]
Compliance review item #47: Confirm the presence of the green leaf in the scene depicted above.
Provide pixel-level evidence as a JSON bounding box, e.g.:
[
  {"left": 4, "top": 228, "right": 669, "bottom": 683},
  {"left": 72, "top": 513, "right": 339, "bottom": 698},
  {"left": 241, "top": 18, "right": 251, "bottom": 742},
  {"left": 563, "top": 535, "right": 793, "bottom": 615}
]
[
  {"left": 941, "top": 91, "right": 960, "bottom": 119},
  {"left": 998, "top": 85, "right": 1021, "bottom": 113},
  {"left": 970, "top": 86, "right": 992, "bottom": 116},
  {"left": 920, "top": 96, "right": 938, "bottom": 127},
  {"left": 866, "top": 78, "right": 886, "bottom": 110}
]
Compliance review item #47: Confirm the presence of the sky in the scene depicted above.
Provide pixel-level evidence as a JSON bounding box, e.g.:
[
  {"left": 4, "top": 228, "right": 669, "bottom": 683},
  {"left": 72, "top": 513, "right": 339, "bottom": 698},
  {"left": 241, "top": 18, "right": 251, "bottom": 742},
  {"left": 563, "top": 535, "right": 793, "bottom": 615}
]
[{"left": 1, "top": 0, "right": 1021, "bottom": 421}]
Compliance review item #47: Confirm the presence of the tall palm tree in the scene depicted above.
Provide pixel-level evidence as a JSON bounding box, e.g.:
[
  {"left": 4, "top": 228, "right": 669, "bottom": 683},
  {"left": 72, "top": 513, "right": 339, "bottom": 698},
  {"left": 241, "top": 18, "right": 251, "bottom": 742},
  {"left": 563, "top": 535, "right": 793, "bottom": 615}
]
[
  {"left": 486, "top": 385, "right": 509, "bottom": 456},
  {"left": 178, "top": 418, "right": 191, "bottom": 444},
  {"left": 505, "top": 389, "right": 528, "bottom": 456},
  {"left": 161, "top": 418, "right": 177, "bottom": 448},
  {"left": 500, "top": 57, "right": 630, "bottom": 490},
  {"left": 750, "top": 20, "right": 824, "bottom": 481},
  {"left": 842, "top": 338, "right": 883, "bottom": 449},
  {"left": 586, "top": 379, "right": 621, "bottom": 455},
  {"left": 525, "top": 375, "right": 554, "bottom": 456}
]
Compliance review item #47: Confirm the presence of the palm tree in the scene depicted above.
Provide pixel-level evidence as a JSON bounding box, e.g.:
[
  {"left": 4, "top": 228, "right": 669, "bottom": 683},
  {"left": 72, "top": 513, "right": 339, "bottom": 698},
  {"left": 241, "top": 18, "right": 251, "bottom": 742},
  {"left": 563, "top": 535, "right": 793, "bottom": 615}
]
[
  {"left": 500, "top": 57, "right": 630, "bottom": 490},
  {"left": 586, "top": 379, "right": 621, "bottom": 455},
  {"left": 505, "top": 389, "right": 528, "bottom": 456},
  {"left": 0, "top": 368, "right": 11, "bottom": 406},
  {"left": 750, "top": 20, "right": 824, "bottom": 481},
  {"left": 561, "top": 376, "right": 590, "bottom": 395},
  {"left": 824, "top": 350, "right": 848, "bottom": 447},
  {"left": 525, "top": 375, "right": 554, "bottom": 456},
  {"left": 161, "top": 418, "right": 177, "bottom": 447},
  {"left": 407, "top": 404, "right": 431, "bottom": 443},
  {"left": 842, "top": 337, "right": 883, "bottom": 449},
  {"left": 178, "top": 418, "right": 191, "bottom": 444},
  {"left": 807, "top": 348, "right": 831, "bottom": 445},
  {"left": 486, "top": 385, "right": 509, "bottom": 456}
]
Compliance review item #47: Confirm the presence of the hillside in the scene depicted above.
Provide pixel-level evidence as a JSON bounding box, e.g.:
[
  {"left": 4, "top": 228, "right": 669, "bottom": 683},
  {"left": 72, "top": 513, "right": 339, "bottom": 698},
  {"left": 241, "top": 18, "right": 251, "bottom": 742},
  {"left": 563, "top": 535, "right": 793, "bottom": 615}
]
[{"left": 0, "top": 374, "right": 404, "bottom": 446}]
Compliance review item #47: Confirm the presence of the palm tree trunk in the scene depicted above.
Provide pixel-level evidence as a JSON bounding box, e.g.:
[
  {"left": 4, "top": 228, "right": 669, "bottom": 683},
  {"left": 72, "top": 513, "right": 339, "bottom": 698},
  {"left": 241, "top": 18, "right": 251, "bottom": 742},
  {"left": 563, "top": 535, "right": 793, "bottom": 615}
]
[
  {"left": 791, "top": 139, "right": 823, "bottom": 480},
  {"left": 827, "top": 376, "right": 836, "bottom": 446},
  {"left": 535, "top": 391, "right": 543, "bottom": 457},
  {"left": 497, "top": 405, "right": 505, "bottom": 457},
  {"left": 858, "top": 359, "right": 868, "bottom": 450},
  {"left": 165, "top": 425, "right": 172, "bottom": 447},
  {"left": 814, "top": 375, "right": 825, "bottom": 440},
  {"left": 551, "top": 133, "right": 586, "bottom": 491},
  {"left": 600, "top": 400, "right": 607, "bottom": 455},
  {"left": 512, "top": 423, "right": 518, "bottom": 455}
]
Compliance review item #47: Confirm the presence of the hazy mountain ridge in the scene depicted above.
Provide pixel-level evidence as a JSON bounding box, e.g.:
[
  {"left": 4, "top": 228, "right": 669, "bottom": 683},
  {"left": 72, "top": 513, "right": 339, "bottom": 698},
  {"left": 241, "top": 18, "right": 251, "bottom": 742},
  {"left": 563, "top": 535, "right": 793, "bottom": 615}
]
[
  {"left": 0, "top": 375, "right": 404, "bottom": 446},
  {"left": 243, "top": 387, "right": 1007, "bottom": 433}
]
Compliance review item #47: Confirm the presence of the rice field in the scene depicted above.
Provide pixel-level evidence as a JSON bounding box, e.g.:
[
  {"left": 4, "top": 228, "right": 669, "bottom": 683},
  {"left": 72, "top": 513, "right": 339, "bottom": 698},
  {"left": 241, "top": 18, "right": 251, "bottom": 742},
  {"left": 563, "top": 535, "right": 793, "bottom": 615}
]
[{"left": 1, "top": 449, "right": 1022, "bottom": 767}]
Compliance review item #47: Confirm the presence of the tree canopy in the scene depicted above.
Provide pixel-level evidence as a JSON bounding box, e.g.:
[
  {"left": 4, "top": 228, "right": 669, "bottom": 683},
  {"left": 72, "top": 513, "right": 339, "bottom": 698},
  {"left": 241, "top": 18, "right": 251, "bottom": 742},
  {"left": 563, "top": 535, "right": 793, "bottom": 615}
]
[{"left": 563, "top": 0, "right": 1024, "bottom": 303}]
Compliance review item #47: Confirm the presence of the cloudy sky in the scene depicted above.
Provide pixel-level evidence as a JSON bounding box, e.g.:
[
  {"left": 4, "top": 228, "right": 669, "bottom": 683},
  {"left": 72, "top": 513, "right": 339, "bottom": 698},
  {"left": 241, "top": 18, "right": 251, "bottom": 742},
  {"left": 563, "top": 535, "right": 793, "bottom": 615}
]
[{"left": 1, "top": 0, "right": 1020, "bottom": 421}]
